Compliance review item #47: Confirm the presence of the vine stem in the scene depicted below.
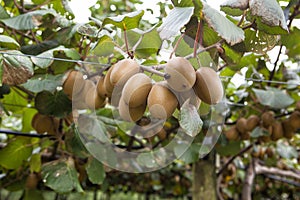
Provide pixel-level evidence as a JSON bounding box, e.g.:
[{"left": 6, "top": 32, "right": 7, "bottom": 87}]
[
  {"left": 140, "top": 65, "right": 169, "bottom": 79},
  {"left": 123, "top": 29, "right": 134, "bottom": 59}
]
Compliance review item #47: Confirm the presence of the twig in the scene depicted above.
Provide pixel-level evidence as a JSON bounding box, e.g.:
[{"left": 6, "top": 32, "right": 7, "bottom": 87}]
[
  {"left": 242, "top": 159, "right": 256, "bottom": 200},
  {"left": 29, "top": 0, "right": 51, "bottom": 11},
  {"left": 169, "top": 33, "right": 185, "bottom": 59},
  {"left": 263, "top": 174, "right": 300, "bottom": 187},
  {"left": 268, "top": 45, "right": 283, "bottom": 84},
  {"left": 193, "top": 20, "right": 202, "bottom": 58},
  {"left": 255, "top": 163, "right": 300, "bottom": 180},
  {"left": 140, "top": 65, "right": 169, "bottom": 79},
  {"left": 217, "top": 143, "right": 255, "bottom": 176},
  {"left": 217, "top": 175, "right": 225, "bottom": 200}
]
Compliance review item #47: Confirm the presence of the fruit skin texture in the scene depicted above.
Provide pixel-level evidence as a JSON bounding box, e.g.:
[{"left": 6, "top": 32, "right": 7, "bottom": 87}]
[
  {"left": 32, "top": 113, "right": 59, "bottom": 135},
  {"left": 110, "top": 59, "right": 140, "bottom": 86},
  {"left": 165, "top": 57, "right": 196, "bottom": 92},
  {"left": 147, "top": 82, "right": 178, "bottom": 119},
  {"left": 121, "top": 73, "right": 152, "bottom": 108},
  {"left": 236, "top": 117, "right": 248, "bottom": 134},
  {"left": 85, "top": 85, "right": 106, "bottom": 110},
  {"left": 62, "top": 70, "right": 85, "bottom": 100},
  {"left": 271, "top": 121, "right": 284, "bottom": 141},
  {"left": 224, "top": 126, "right": 239, "bottom": 141},
  {"left": 193, "top": 67, "right": 223, "bottom": 105},
  {"left": 288, "top": 111, "right": 300, "bottom": 130},
  {"left": 118, "top": 98, "right": 146, "bottom": 122},
  {"left": 261, "top": 111, "right": 275, "bottom": 128},
  {"left": 246, "top": 115, "right": 260, "bottom": 131},
  {"left": 25, "top": 173, "right": 39, "bottom": 190},
  {"left": 103, "top": 66, "right": 115, "bottom": 97},
  {"left": 96, "top": 76, "right": 107, "bottom": 98}
]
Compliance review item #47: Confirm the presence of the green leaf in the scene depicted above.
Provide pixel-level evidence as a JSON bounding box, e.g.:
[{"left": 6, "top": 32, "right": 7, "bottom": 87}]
[
  {"left": 92, "top": 36, "right": 115, "bottom": 57},
  {"left": 65, "top": 127, "right": 89, "bottom": 158},
  {"left": 35, "top": 90, "right": 72, "bottom": 117},
  {"left": 0, "top": 10, "right": 56, "bottom": 30},
  {"left": 216, "top": 141, "right": 242, "bottom": 156},
  {"left": 0, "top": 5, "right": 10, "bottom": 19},
  {"left": 2, "top": 87, "right": 28, "bottom": 112},
  {"left": 281, "top": 27, "right": 300, "bottom": 59},
  {"left": 0, "top": 35, "right": 20, "bottom": 50},
  {"left": 22, "top": 74, "right": 63, "bottom": 93},
  {"left": 249, "top": 0, "right": 288, "bottom": 34},
  {"left": 24, "top": 190, "right": 44, "bottom": 200},
  {"left": 202, "top": 2, "right": 245, "bottom": 45},
  {"left": 158, "top": 7, "right": 194, "bottom": 40},
  {"left": 77, "top": 24, "right": 99, "bottom": 37},
  {"left": 250, "top": 126, "right": 269, "bottom": 138},
  {"left": 86, "top": 157, "right": 106, "bottom": 184},
  {"left": 276, "top": 142, "right": 298, "bottom": 159},
  {"left": 253, "top": 87, "right": 294, "bottom": 109},
  {"left": 31, "top": 46, "right": 81, "bottom": 69},
  {"left": 22, "top": 108, "right": 37, "bottom": 132},
  {"left": 174, "top": 143, "right": 200, "bottom": 164},
  {"left": 220, "top": 0, "right": 249, "bottom": 16},
  {"left": 30, "top": 154, "right": 42, "bottom": 173},
  {"left": 102, "top": 10, "right": 144, "bottom": 30},
  {"left": 0, "top": 137, "right": 33, "bottom": 169},
  {"left": 179, "top": 100, "right": 203, "bottom": 137},
  {"left": 42, "top": 158, "right": 83, "bottom": 193},
  {"left": 134, "top": 29, "right": 162, "bottom": 58}
]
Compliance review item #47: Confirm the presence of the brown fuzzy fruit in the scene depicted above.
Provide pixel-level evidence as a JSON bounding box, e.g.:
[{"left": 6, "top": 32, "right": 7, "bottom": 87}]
[
  {"left": 261, "top": 111, "right": 275, "bottom": 128},
  {"left": 246, "top": 115, "right": 260, "bottom": 131},
  {"left": 32, "top": 113, "right": 59, "bottom": 135},
  {"left": 282, "top": 119, "right": 295, "bottom": 139},
  {"left": 224, "top": 126, "right": 239, "bottom": 141},
  {"left": 85, "top": 85, "right": 106, "bottom": 110},
  {"left": 62, "top": 70, "right": 85, "bottom": 99},
  {"left": 240, "top": 131, "right": 251, "bottom": 140},
  {"left": 288, "top": 111, "right": 300, "bottom": 130},
  {"left": 118, "top": 98, "right": 146, "bottom": 122},
  {"left": 121, "top": 73, "right": 152, "bottom": 107},
  {"left": 271, "top": 121, "right": 284, "bottom": 141},
  {"left": 96, "top": 76, "right": 107, "bottom": 98},
  {"left": 147, "top": 82, "right": 178, "bottom": 119},
  {"left": 193, "top": 67, "right": 223, "bottom": 105},
  {"left": 110, "top": 59, "right": 140, "bottom": 86},
  {"left": 103, "top": 66, "right": 115, "bottom": 97},
  {"left": 236, "top": 118, "right": 248, "bottom": 134},
  {"left": 165, "top": 57, "right": 196, "bottom": 92},
  {"left": 296, "top": 101, "right": 300, "bottom": 111},
  {"left": 157, "top": 128, "right": 167, "bottom": 140},
  {"left": 25, "top": 173, "right": 39, "bottom": 190}
]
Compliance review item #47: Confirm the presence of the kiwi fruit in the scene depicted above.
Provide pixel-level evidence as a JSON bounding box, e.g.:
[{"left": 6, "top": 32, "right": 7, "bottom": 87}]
[
  {"left": 282, "top": 119, "right": 295, "bottom": 139},
  {"left": 147, "top": 82, "right": 178, "bottom": 119},
  {"left": 121, "top": 73, "right": 152, "bottom": 107},
  {"left": 32, "top": 113, "right": 59, "bottom": 135},
  {"left": 240, "top": 131, "right": 251, "bottom": 140},
  {"left": 246, "top": 115, "right": 260, "bottom": 131},
  {"left": 110, "top": 59, "right": 140, "bottom": 86},
  {"left": 261, "top": 111, "right": 275, "bottom": 127},
  {"left": 118, "top": 98, "right": 146, "bottom": 122},
  {"left": 271, "top": 121, "right": 284, "bottom": 141},
  {"left": 296, "top": 100, "right": 300, "bottom": 111},
  {"left": 157, "top": 128, "right": 167, "bottom": 140},
  {"left": 103, "top": 66, "right": 115, "bottom": 97},
  {"left": 288, "top": 111, "right": 300, "bottom": 130},
  {"left": 164, "top": 57, "right": 196, "bottom": 92},
  {"left": 174, "top": 89, "right": 201, "bottom": 109},
  {"left": 62, "top": 70, "right": 85, "bottom": 99},
  {"left": 25, "top": 173, "right": 39, "bottom": 190},
  {"left": 236, "top": 117, "right": 248, "bottom": 134},
  {"left": 193, "top": 67, "right": 223, "bottom": 105},
  {"left": 85, "top": 85, "right": 106, "bottom": 110},
  {"left": 224, "top": 126, "right": 239, "bottom": 141},
  {"left": 96, "top": 76, "right": 107, "bottom": 98}
]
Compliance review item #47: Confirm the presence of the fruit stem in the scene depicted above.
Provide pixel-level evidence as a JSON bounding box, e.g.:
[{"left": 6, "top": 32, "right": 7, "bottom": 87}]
[
  {"left": 140, "top": 65, "right": 169, "bottom": 79},
  {"left": 185, "top": 39, "right": 224, "bottom": 60}
]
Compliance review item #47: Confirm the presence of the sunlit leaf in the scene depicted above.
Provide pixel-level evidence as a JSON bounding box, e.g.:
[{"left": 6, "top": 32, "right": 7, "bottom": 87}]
[
  {"left": 0, "top": 35, "right": 20, "bottom": 50},
  {"left": 30, "top": 154, "right": 42, "bottom": 173},
  {"left": 220, "top": 0, "right": 249, "bottom": 16},
  {"left": 22, "top": 74, "right": 63, "bottom": 93}
]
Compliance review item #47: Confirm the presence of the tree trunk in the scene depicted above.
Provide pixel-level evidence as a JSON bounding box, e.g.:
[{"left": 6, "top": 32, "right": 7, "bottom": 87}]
[{"left": 192, "top": 153, "right": 217, "bottom": 200}]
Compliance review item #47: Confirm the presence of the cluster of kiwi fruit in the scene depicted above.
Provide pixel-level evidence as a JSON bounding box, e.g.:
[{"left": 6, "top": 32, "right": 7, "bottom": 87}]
[
  {"left": 62, "top": 57, "right": 223, "bottom": 122},
  {"left": 224, "top": 101, "right": 300, "bottom": 141}
]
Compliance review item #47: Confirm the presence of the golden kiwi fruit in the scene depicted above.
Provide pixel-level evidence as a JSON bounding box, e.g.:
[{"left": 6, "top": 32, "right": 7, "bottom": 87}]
[
  {"left": 224, "top": 126, "right": 239, "bottom": 141},
  {"left": 193, "top": 67, "right": 223, "bottom": 105},
  {"left": 85, "top": 85, "right": 106, "bottom": 110},
  {"left": 147, "top": 82, "right": 178, "bottom": 119},
  {"left": 103, "top": 66, "right": 115, "bottom": 97},
  {"left": 121, "top": 73, "right": 152, "bottom": 108},
  {"left": 288, "top": 111, "right": 300, "bottom": 130},
  {"left": 246, "top": 115, "right": 260, "bottom": 131},
  {"left": 62, "top": 70, "right": 85, "bottom": 100},
  {"left": 32, "top": 113, "right": 59, "bottom": 135},
  {"left": 271, "top": 121, "right": 284, "bottom": 141},
  {"left": 25, "top": 173, "right": 39, "bottom": 190},
  {"left": 236, "top": 117, "right": 248, "bottom": 134},
  {"left": 110, "top": 59, "right": 140, "bottom": 86},
  {"left": 164, "top": 57, "right": 196, "bottom": 92},
  {"left": 118, "top": 98, "right": 146, "bottom": 122},
  {"left": 261, "top": 111, "right": 275, "bottom": 128},
  {"left": 96, "top": 76, "right": 107, "bottom": 98}
]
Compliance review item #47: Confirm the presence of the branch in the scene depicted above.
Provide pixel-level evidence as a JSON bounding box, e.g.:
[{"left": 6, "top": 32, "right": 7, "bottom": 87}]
[
  {"left": 140, "top": 65, "right": 169, "bottom": 79},
  {"left": 268, "top": 45, "right": 283, "bottom": 84},
  {"left": 263, "top": 174, "right": 300, "bottom": 187},
  {"left": 255, "top": 163, "right": 300, "bottom": 180},
  {"left": 242, "top": 159, "right": 256, "bottom": 200}
]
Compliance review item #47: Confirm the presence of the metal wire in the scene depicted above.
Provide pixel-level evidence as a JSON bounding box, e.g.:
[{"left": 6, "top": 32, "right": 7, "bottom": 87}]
[{"left": 0, "top": 51, "right": 299, "bottom": 86}]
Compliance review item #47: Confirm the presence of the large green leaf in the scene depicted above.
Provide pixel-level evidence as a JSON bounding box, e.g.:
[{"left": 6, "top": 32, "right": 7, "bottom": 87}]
[
  {"left": 220, "top": 0, "right": 249, "bottom": 16},
  {"left": 0, "top": 5, "right": 10, "bottom": 19},
  {"left": 102, "top": 10, "right": 144, "bottom": 30},
  {"left": 0, "top": 10, "right": 56, "bottom": 30},
  {"left": 281, "top": 27, "right": 300, "bottom": 60},
  {"left": 2, "top": 87, "right": 28, "bottom": 112},
  {"left": 22, "top": 108, "right": 37, "bottom": 132},
  {"left": 22, "top": 74, "right": 63, "bottom": 93},
  {"left": 35, "top": 90, "right": 72, "bottom": 117},
  {"left": 158, "top": 7, "right": 194, "bottom": 40},
  {"left": 86, "top": 157, "right": 106, "bottom": 185},
  {"left": 65, "top": 127, "right": 89, "bottom": 158},
  {"left": 0, "top": 35, "right": 20, "bottom": 50},
  {"left": 31, "top": 46, "right": 81, "bottom": 69},
  {"left": 202, "top": 2, "right": 245, "bottom": 45},
  {"left": 42, "top": 158, "right": 83, "bottom": 193},
  {"left": 249, "top": 0, "right": 288, "bottom": 34},
  {"left": 0, "top": 137, "right": 33, "bottom": 169},
  {"left": 179, "top": 100, "right": 203, "bottom": 137},
  {"left": 174, "top": 143, "right": 200, "bottom": 164},
  {"left": 253, "top": 87, "right": 294, "bottom": 109},
  {"left": 216, "top": 141, "right": 242, "bottom": 156},
  {"left": 92, "top": 36, "right": 115, "bottom": 57},
  {"left": 134, "top": 29, "right": 162, "bottom": 58}
]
